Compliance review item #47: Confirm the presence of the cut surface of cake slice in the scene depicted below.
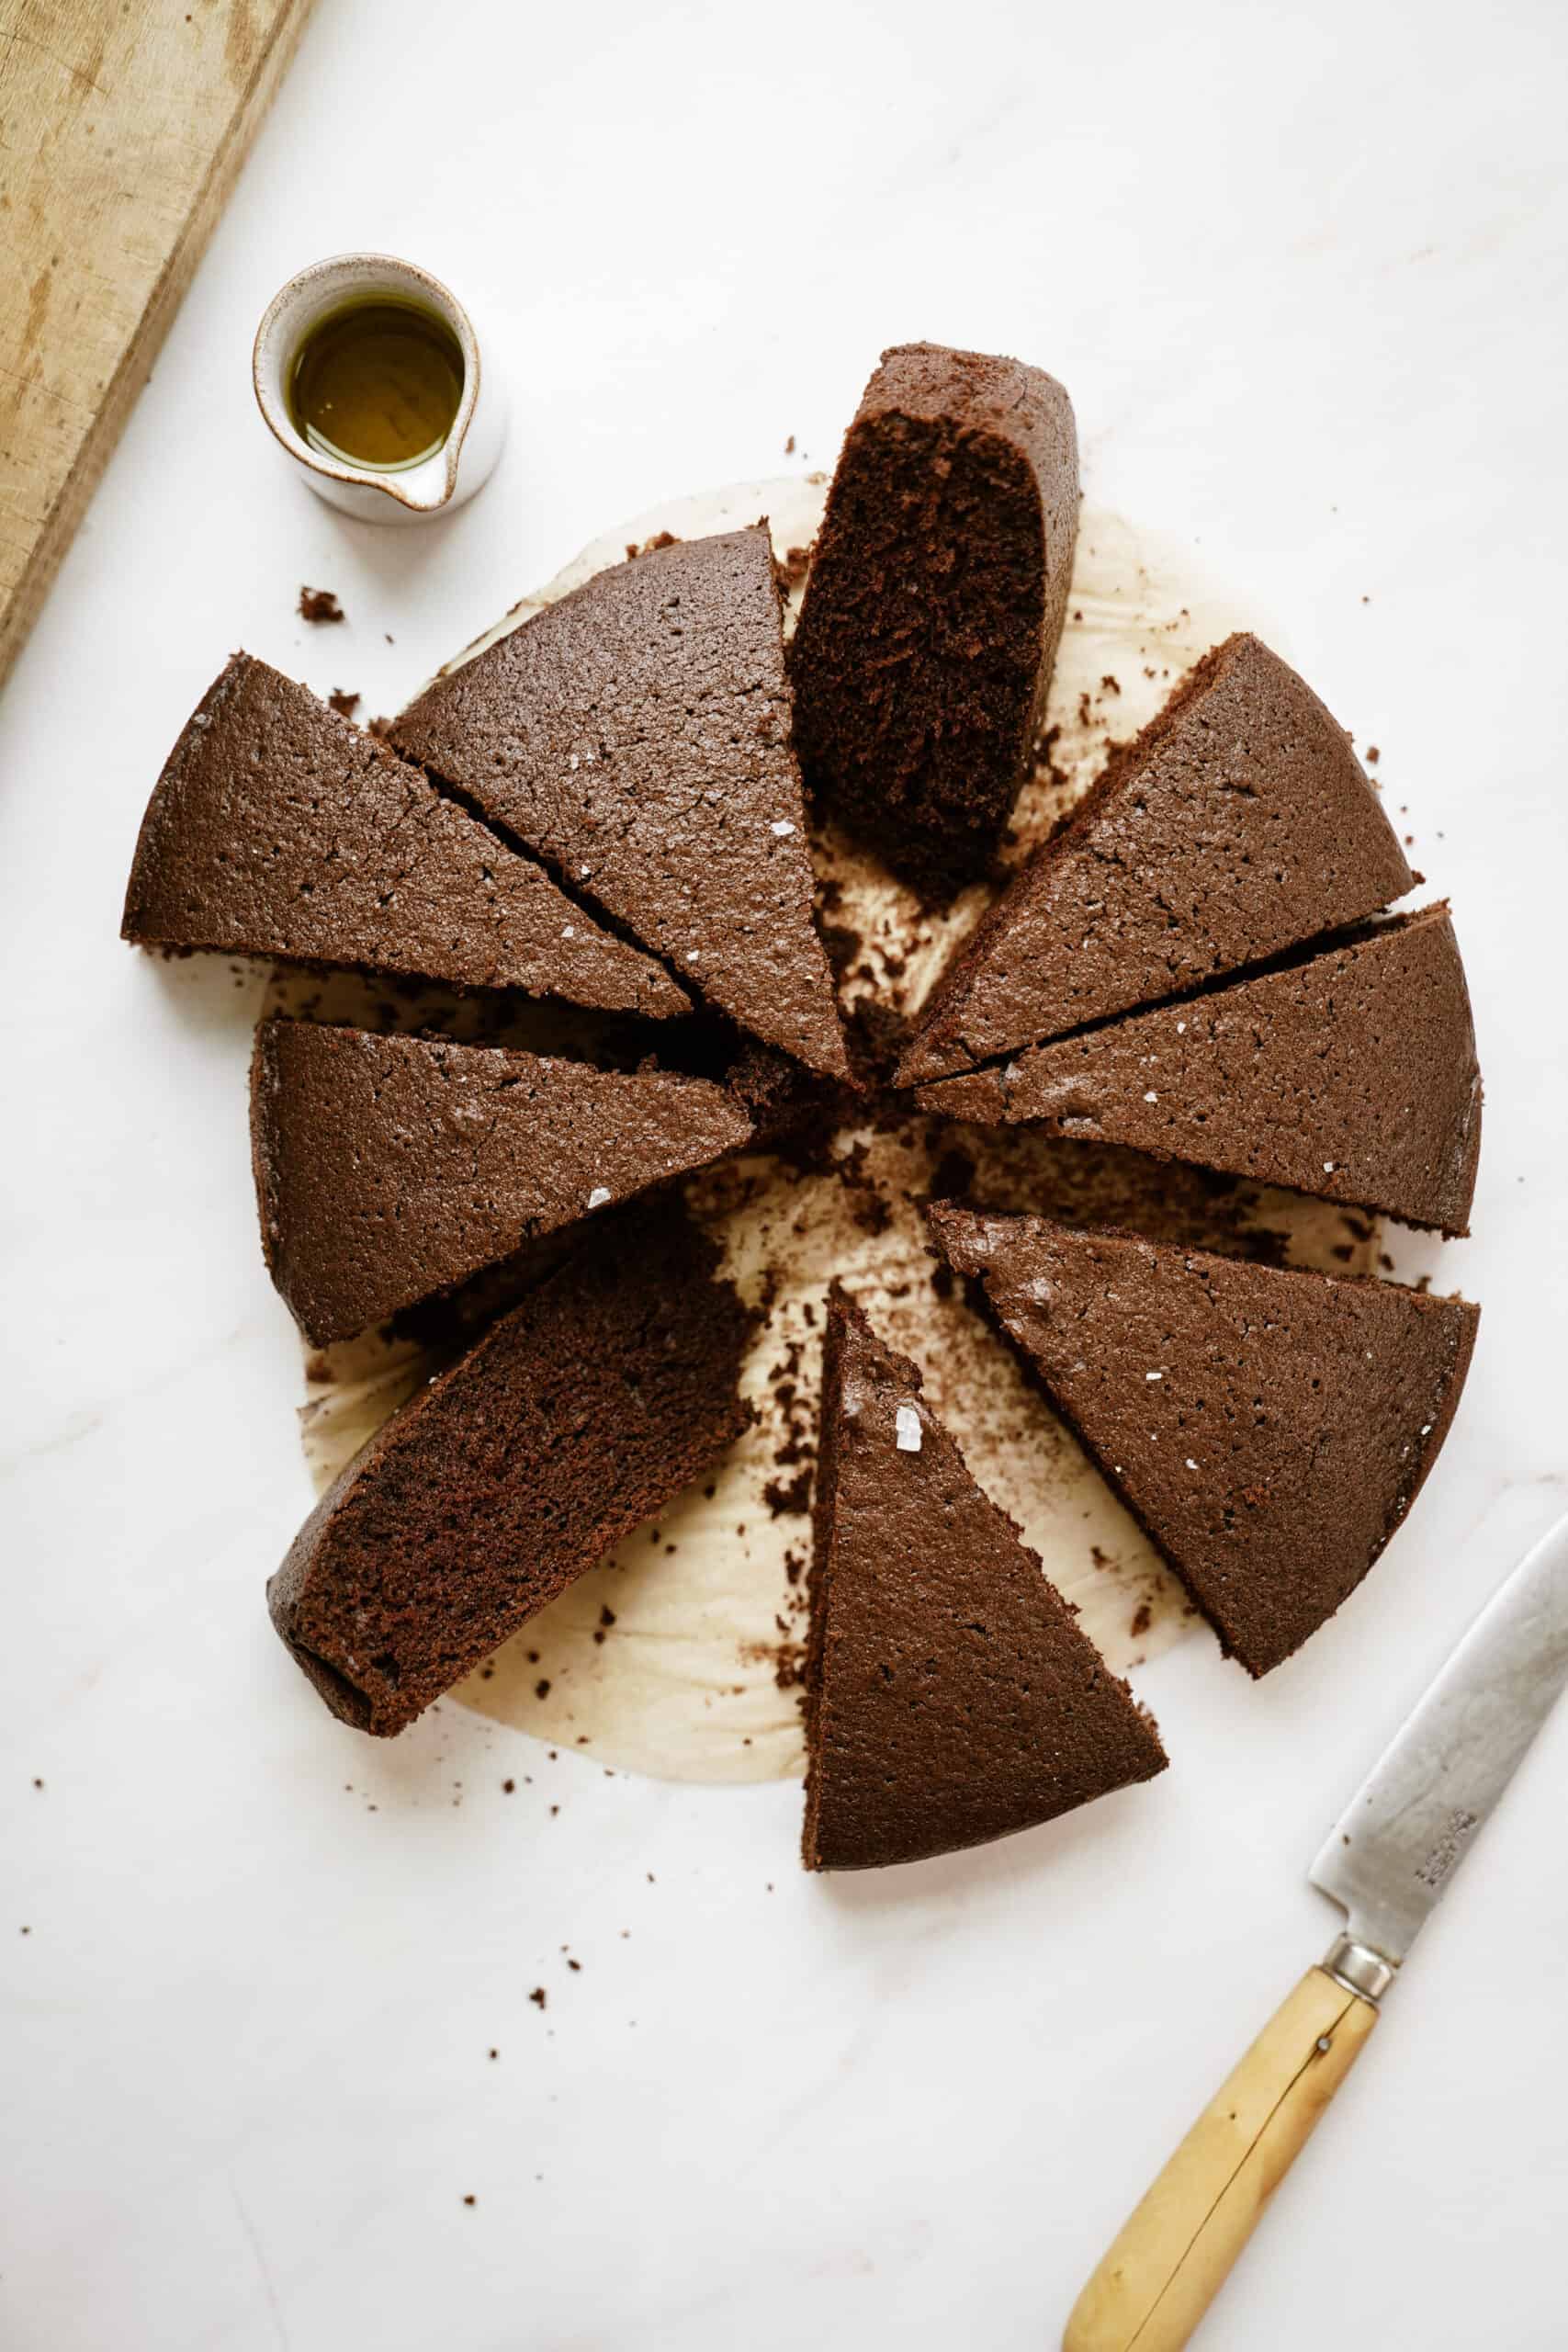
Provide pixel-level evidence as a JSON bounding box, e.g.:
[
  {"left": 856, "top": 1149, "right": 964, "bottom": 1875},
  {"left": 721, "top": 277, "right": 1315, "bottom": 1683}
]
[
  {"left": 917, "top": 904, "right": 1481, "bottom": 1237},
  {"left": 250, "top": 1016, "right": 754, "bottom": 1345},
  {"left": 897, "top": 632, "right": 1414, "bottom": 1082},
  {"left": 391, "top": 527, "right": 848, "bottom": 1079},
  {"left": 268, "top": 1203, "right": 752, "bottom": 1736},
  {"left": 121, "top": 652, "right": 685, "bottom": 1016},
  {"left": 930, "top": 1208, "right": 1480, "bottom": 1678},
  {"left": 789, "top": 343, "right": 1078, "bottom": 899},
  {"left": 802, "top": 1286, "right": 1167, "bottom": 1870}
]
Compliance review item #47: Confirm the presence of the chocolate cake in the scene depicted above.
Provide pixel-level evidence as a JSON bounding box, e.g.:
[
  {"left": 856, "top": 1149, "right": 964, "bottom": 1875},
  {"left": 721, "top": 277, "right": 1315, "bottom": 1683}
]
[
  {"left": 896, "top": 634, "right": 1415, "bottom": 1084},
  {"left": 930, "top": 1209, "right": 1480, "bottom": 1677},
  {"left": 390, "top": 528, "right": 848, "bottom": 1080},
  {"left": 918, "top": 904, "right": 1481, "bottom": 1236},
  {"left": 121, "top": 653, "right": 685, "bottom": 1017},
  {"left": 802, "top": 1288, "right": 1167, "bottom": 1870},
  {"left": 268, "top": 1203, "right": 752, "bottom": 1736},
  {"left": 250, "top": 1017, "right": 754, "bottom": 1345},
  {"left": 788, "top": 343, "right": 1078, "bottom": 897}
]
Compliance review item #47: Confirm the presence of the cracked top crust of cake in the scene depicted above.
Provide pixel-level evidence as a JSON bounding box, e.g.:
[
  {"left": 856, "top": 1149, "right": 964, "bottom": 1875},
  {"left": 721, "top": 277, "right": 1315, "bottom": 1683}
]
[
  {"left": 267, "top": 1201, "right": 752, "bottom": 1737},
  {"left": 918, "top": 903, "right": 1481, "bottom": 1238},
  {"left": 930, "top": 1207, "right": 1480, "bottom": 1678},
  {"left": 897, "top": 633, "right": 1415, "bottom": 1083},
  {"left": 121, "top": 652, "right": 686, "bottom": 1017},
  {"left": 249, "top": 1016, "right": 754, "bottom": 1345},
  {"left": 789, "top": 342, "right": 1078, "bottom": 899},
  {"left": 389, "top": 527, "right": 848, "bottom": 1080},
  {"left": 801, "top": 1285, "right": 1166, "bottom": 1870}
]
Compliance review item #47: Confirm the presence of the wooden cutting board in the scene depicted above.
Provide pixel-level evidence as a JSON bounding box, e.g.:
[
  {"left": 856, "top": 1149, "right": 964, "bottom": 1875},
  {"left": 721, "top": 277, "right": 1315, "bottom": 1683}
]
[{"left": 0, "top": 0, "right": 315, "bottom": 689}]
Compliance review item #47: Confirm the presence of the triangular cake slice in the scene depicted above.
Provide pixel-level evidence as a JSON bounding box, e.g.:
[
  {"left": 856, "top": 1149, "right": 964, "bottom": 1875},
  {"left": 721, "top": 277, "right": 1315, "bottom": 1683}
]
[
  {"left": 250, "top": 1016, "right": 754, "bottom": 1344},
  {"left": 917, "top": 904, "right": 1481, "bottom": 1236},
  {"left": 392, "top": 527, "right": 849, "bottom": 1079},
  {"left": 788, "top": 343, "right": 1079, "bottom": 898},
  {"left": 897, "top": 634, "right": 1414, "bottom": 1084},
  {"left": 269, "top": 1201, "right": 752, "bottom": 1736},
  {"left": 121, "top": 653, "right": 685, "bottom": 1017},
  {"left": 802, "top": 1286, "right": 1167, "bottom": 1871},
  {"left": 930, "top": 1208, "right": 1479, "bottom": 1678}
]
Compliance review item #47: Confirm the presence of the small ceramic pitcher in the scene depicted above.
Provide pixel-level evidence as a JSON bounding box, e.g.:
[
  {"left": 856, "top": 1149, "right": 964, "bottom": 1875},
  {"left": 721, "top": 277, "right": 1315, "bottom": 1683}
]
[{"left": 253, "top": 254, "right": 506, "bottom": 525}]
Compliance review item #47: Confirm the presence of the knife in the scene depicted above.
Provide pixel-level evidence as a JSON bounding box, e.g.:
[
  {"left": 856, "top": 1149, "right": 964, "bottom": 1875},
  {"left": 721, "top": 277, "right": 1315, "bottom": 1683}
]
[{"left": 1064, "top": 1508, "right": 1568, "bottom": 2352}]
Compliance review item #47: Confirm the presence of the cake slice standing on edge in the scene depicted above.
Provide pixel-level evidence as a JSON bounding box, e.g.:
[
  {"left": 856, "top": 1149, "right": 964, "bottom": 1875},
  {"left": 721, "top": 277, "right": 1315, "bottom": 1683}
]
[
  {"left": 802, "top": 1286, "right": 1167, "bottom": 1871},
  {"left": 250, "top": 1016, "right": 755, "bottom": 1345},
  {"left": 268, "top": 1202, "right": 753, "bottom": 1737},
  {"left": 896, "top": 633, "right": 1415, "bottom": 1085},
  {"left": 121, "top": 653, "right": 686, "bottom": 1018},
  {"left": 929, "top": 1208, "right": 1480, "bottom": 1679},
  {"left": 788, "top": 343, "right": 1078, "bottom": 899},
  {"left": 917, "top": 903, "right": 1482, "bottom": 1238},
  {"left": 391, "top": 527, "right": 849, "bottom": 1080}
]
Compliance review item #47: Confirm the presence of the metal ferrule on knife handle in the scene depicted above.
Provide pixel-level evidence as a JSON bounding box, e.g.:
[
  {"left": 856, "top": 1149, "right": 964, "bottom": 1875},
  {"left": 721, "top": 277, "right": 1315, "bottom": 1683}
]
[{"left": 1320, "top": 1932, "right": 1398, "bottom": 2004}]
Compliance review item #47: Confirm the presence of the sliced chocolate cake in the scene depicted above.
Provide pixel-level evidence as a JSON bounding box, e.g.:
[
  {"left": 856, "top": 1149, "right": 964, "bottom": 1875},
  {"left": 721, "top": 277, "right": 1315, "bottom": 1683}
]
[
  {"left": 269, "top": 1202, "right": 752, "bottom": 1736},
  {"left": 788, "top": 344, "right": 1078, "bottom": 898},
  {"left": 122, "top": 653, "right": 685, "bottom": 1017},
  {"left": 930, "top": 1209, "right": 1480, "bottom": 1678},
  {"left": 896, "top": 633, "right": 1415, "bottom": 1084},
  {"left": 250, "top": 1017, "right": 754, "bottom": 1345},
  {"left": 918, "top": 904, "right": 1481, "bottom": 1237},
  {"left": 802, "top": 1288, "right": 1167, "bottom": 1871},
  {"left": 391, "top": 528, "right": 848, "bottom": 1080}
]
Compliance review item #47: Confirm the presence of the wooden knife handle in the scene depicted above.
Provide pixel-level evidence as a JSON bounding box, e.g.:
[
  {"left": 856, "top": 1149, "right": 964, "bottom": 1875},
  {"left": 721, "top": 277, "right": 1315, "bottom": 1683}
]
[{"left": 1064, "top": 1967, "right": 1378, "bottom": 2352}]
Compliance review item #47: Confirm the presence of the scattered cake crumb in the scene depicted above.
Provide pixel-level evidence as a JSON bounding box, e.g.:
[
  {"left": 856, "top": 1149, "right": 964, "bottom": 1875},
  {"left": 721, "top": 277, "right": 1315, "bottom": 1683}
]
[{"left": 299, "top": 586, "right": 344, "bottom": 624}]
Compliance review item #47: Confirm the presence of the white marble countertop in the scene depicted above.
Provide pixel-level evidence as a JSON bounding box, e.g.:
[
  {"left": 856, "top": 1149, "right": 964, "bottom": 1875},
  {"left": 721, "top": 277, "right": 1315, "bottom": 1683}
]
[{"left": 5, "top": 3, "right": 1567, "bottom": 2345}]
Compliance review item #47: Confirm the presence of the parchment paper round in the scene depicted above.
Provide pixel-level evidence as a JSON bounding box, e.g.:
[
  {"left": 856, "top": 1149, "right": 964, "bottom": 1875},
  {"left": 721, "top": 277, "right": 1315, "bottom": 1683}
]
[{"left": 288, "top": 479, "right": 1378, "bottom": 1782}]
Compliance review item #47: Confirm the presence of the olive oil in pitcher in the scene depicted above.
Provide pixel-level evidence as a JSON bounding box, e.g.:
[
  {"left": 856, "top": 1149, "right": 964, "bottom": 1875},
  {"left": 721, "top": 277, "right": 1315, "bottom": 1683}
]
[{"left": 288, "top": 300, "right": 465, "bottom": 473}]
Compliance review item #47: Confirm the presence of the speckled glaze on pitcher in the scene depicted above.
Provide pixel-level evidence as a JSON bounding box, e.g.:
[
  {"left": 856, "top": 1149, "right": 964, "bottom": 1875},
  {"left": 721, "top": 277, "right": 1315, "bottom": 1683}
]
[{"left": 252, "top": 253, "right": 506, "bottom": 525}]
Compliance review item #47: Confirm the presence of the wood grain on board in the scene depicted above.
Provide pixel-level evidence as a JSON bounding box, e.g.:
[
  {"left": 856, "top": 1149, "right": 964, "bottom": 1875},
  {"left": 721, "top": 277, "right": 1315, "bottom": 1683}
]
[{"left": 0, "top": 0, "right": 315, "bottom": 689}]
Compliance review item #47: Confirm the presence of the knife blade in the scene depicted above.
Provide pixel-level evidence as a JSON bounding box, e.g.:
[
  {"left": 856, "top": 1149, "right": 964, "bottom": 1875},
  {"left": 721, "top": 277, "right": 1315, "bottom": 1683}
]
[
  {"left": 1309, "top": 1507, "right": 1568, "bottom": 1989},
  {"left": 1066, "top": 1508, "right": 1568, "bottom": 2352}
]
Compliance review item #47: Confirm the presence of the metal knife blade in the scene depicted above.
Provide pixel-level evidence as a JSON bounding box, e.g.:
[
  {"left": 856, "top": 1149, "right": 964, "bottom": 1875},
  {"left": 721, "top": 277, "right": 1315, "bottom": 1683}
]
[{"left": 1310, "top": 1509, "right": 1568, "bottom": 1976}]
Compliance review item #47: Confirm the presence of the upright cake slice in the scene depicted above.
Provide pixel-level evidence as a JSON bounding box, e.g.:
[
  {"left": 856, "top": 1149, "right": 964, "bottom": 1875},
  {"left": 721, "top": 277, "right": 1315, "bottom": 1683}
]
[
  {"left": 121, "top": 653, "right": 685, "bottom": 1017},
  {"left": 250, "top": 1017, "right": 754, "bottom": 1345},
  {"left": 802, "top": 1288, "right": 1167, "bottom": 1871},
  {"left": 930, "top": 1209, "right": 1480, "bottom": 1678},
  {"left": 269, "top": 1202, "right": 752, "bottom": 1736},
  {"left": 789, "top": 343, "right": 1078, "bottom": 898},
  {"left": 917, "top": 905, "right": 1481, "bottom": 1236},
  {"left": 392, "top": 528, "right": 848, "bottom": 1080},
  {"left": 897, "top": 633, "right": 1415, "bottom": 1083}
]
